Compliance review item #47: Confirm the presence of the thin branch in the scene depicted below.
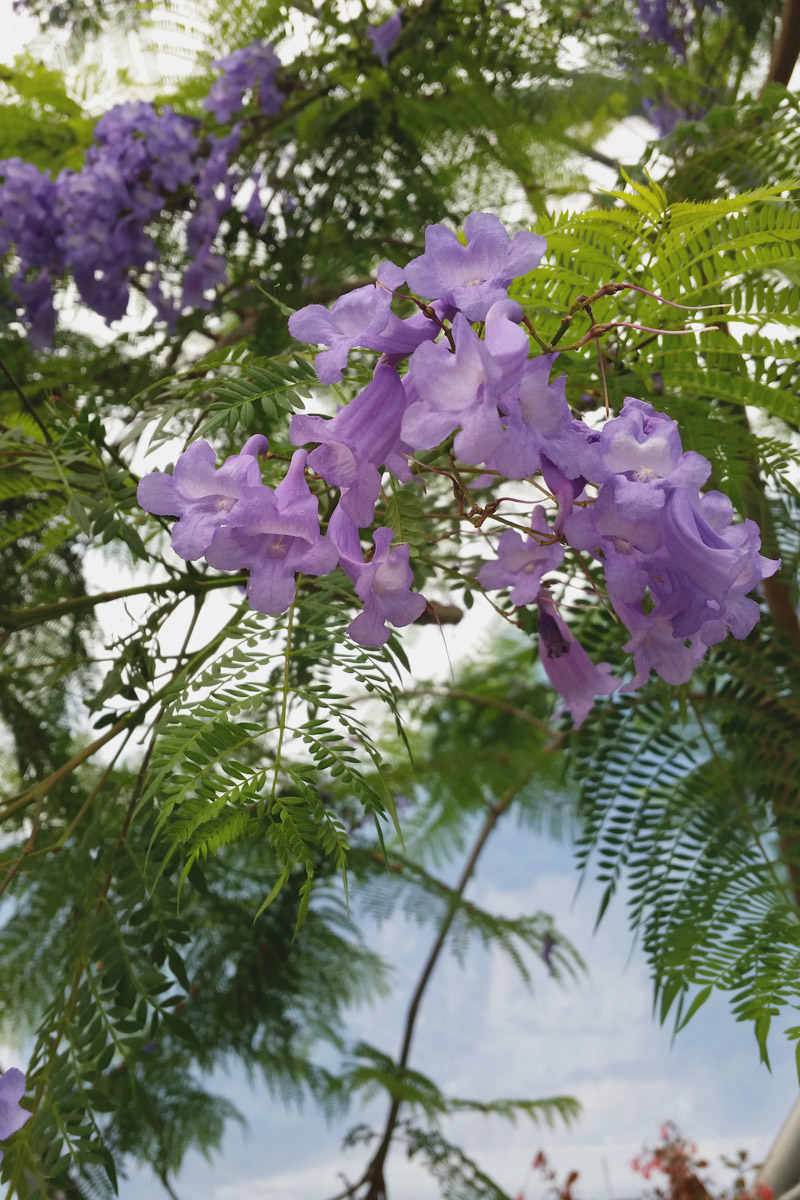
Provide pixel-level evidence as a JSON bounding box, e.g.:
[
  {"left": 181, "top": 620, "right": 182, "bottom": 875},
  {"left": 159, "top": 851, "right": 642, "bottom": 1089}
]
[
  {"left": 398, "top": 687, "right": 555, "bottom": 738},
  {"left": 338, "top": 766, "right": 537, "bottom": 1200},
  {"left": 762, "top": 0, "right": 800, "bottom": 88},
  {"left": 0, "top": 574, "right": 247, "bottom": 634},
  {"left": 0, "top": 602, "right": 245, "bottom": 821},
  {"left": 0, "top": 354, "right": 52, "bottom": 444}
]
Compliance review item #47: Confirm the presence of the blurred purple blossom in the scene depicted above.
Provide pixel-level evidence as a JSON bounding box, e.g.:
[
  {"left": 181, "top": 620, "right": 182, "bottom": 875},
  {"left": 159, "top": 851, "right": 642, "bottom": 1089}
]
[
  {"left": 204, "top": 41, "right": 285, "bottom": 124},
  {"left": 0, "top": 1068, "right": 31, "bottom": 1162},
  {"left": 366, "top": 9, "right": 403, "bottom": 67}
]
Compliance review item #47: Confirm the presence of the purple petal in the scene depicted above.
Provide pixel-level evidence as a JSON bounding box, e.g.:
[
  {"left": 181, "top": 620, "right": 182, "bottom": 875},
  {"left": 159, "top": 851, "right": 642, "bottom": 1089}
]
[
  {"left": 247, "top": 558, "right": 298, "bottom": 615},
  {"left": 137, "top": 472, "right": 183, "bottom": 517}
]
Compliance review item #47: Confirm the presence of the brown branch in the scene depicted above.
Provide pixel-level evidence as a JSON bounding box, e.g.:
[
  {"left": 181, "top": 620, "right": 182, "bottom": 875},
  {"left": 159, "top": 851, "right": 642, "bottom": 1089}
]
[
  {"left": 0, "top": 573, "right": 247, "bottom": 634},
  {"left": 337, "top": 766, "right": 537, "bottom": 1200},
  {"left": 0, "top": 602, "right": 244, "bottom": 821},
  {"left": 399, "top": 686, "right": 556, "bottom": 738},
  {"left": 762, "top": 0, "right": 800, "bottom": 88}
]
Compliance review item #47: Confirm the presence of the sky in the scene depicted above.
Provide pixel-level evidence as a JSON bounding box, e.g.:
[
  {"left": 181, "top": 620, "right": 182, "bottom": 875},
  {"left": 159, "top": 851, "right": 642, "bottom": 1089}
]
[{"left": 2, "top": 3, "right": 800, "bottom": 1198}]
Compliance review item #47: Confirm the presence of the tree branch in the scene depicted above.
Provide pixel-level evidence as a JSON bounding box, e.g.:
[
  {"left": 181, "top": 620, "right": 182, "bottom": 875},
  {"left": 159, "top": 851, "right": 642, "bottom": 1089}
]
[
  {"left": 762, "top": 0, "right": 800, "bottom": 88},
  {"left": 345, "top": 766, "right": 536, "bottom": 1200}
]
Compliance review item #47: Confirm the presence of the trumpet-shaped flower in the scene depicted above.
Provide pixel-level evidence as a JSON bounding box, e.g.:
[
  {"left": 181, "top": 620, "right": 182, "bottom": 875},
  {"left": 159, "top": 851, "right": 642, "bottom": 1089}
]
[
  {"left": 599, "top": 398, "right": 710, "bottom": 517},
  {"left": 328, "top": 507, "right": 425, "bottom": 646},
  {"left": 136, "top": 434, "right": 268, "bottom": 560},
  {"left": 290, "top": 364, "right": 411, "bottom": 526},
  {"left": 538, "top": 597, "right": 618, "bottom": 729},
  {"left": 478, "top": 507, "right": 564, "bottom": 606},
  {"left": 205, "top": 450, "right": 337, "bottom": 615},
  {"left": 402, "top": 211, "right": 546, "bottom": 321}
]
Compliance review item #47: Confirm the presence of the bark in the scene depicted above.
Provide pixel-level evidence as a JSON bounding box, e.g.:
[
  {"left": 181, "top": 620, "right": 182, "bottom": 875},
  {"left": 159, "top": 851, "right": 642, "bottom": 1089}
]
[{"left": 762, "top": 0, "right": 800, "bottom": 90}]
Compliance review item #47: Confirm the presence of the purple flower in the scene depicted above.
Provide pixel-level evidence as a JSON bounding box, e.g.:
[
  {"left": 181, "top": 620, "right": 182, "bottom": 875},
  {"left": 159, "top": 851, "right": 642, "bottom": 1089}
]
[
  {"left": 0, "top": 1068, "right": 30, "bottom": 1160},
  {"left": 402, "top": 211, "right": 546, "bottom": 321},
  {"left": 137, "top": 434, "right": 268, "bottom": 560},
  {"left": 402, "top": 304, "right": 528, "bottom": 464},
  {"left": 634, "top": 0, "right": 686, "bottom": 57},
  {"left": 477, "top": 506, "right": 564, "bottom": 606},
  {"left": 328, "top": 506, "right": 426, "bottom": 646},
  {"left": 615, "top": 591, "right": 707, "bottom": 689},
  {"left": 538, "top": 597, "right": 618, "bottom": 729},
  {"left": 288, "top": 282, "right": 394, "bottom": 385},
  {"left": 204, "top": 41, "right": 285, "bottom": 124},
  {"left": 205, "top": 450, "right": 337, "bottom": 615},
  {"left": 366, "top": 9, "right": 403, "bottom": 67},
  {"left": 489, "top": 353, "right": 604, "bottom": 484},
  {"left": 564, "top": 483, "right": 662, "bottom": 603},
  {"left": 290, "top": 364, "right": 411, "bottom": 526},
  {"left": 658, "top": 486, "right": 774, "bottom": 602},
  {"left": 599, "top": 398, "right": 710, "bottom": 518}
]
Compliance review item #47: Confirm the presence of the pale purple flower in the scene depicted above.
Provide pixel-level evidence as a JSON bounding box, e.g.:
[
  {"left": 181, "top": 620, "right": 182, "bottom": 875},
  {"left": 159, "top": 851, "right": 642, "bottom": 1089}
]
[
  {"left": 328, "top": 507, "right": 425, "bottom": 646},
  {"left": 538, "top": 597, "right": 618, "bottom": 729},
  {"left": 402, "top": 211, "right": 546, "bottom": 321},
  {"left": 615, "top": 590, "right": 707, "bottom": 689},
  {"left": 366, "top": 9, "right": 402, "bottom": 66},
  {"left": 288, "top": 282, "right": 394, "bottom": 384},
  {"left": 402, "top": 304, "right": 528, "bottom": 463},
  {"left": 489, "top": 353, "right": 604, "bottom": 483},
  {"left": 599, "top": 398, "right": 710, "bottom": 517},
  {"left": 136, "top": 434, "right": 267, "bottom": 560},
  {"left": 478, "top": 506, "right": 564, "bottom": 606},
  {"left": 0, "top": 1068, "right": 30, "bottom": 1161},
  {"left": 290, "top": 364, "right": 411, "bottom": 526},
  {"left": 365, "top": 300, "right": 450, "bottom": 360},
  {"left": 658, "top": 486, "right": 775, "bottom": 602},
  {"left": 205, "top": 450, "right": 337, "bottom": 615},
  {"left": 564, "top": 483, "right": 662, "bottom": 603}
]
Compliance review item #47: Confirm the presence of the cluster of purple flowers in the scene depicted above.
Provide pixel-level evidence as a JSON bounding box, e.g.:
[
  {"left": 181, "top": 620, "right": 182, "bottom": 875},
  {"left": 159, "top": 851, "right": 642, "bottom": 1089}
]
[
  {"left": 138, "top": 210, "right": 778, "bottom": 725},
  {"left": 0, "top": 41, "right": 283, "bottom": 345},
  {"left": 204, "top": 41, "right": 285, "bottom": 124},
  {"left": 136, "top": 434, "right": 424, "bottom": 646}
]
